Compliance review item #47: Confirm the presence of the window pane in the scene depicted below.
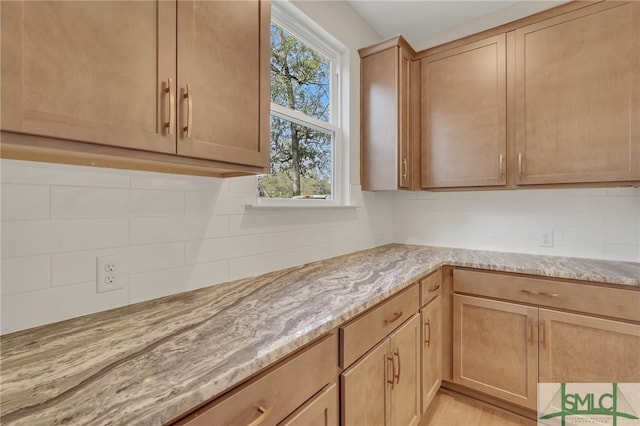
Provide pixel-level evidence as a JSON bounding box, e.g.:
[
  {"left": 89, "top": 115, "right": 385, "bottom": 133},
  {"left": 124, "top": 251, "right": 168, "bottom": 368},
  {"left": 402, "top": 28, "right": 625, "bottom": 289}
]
[
  {"left": 270, "top": 24, "right": 330, "bottom": 122},
  {"left": 258, "top": 116, "right": 333, "bottom": 199}
]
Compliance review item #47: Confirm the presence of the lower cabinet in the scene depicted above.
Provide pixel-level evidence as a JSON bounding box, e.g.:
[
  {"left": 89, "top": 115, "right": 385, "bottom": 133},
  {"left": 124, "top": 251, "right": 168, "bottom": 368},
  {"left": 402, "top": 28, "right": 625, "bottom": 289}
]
[
  {"left": 420, "top": 295, "right": 441, "bottom": 413},
  {"left": 174, "top": 333, "right": 338, "bottom": 426},
  {"left": 341, "top": 314, "right": 421, "bottom": 426}
]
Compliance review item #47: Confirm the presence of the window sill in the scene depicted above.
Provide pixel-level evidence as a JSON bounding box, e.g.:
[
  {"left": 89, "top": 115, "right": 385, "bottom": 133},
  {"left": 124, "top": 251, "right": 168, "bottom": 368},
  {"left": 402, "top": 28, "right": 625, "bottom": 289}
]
[{"left": 246, "top": 203, "right": 360, "bottom": 210}]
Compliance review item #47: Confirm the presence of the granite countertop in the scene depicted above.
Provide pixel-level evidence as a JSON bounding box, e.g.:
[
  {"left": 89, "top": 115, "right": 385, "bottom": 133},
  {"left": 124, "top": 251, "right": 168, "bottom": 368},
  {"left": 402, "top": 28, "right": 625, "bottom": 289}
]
[{"left": 1, "top": 244, "right": 639, "bottom": 425}]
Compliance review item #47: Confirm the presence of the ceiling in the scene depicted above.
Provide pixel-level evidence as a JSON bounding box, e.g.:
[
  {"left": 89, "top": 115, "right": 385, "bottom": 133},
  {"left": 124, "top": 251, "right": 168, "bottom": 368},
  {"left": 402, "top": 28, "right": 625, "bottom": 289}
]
[{"left": 348, "top": 1, "right": 570, "bottom": 50}]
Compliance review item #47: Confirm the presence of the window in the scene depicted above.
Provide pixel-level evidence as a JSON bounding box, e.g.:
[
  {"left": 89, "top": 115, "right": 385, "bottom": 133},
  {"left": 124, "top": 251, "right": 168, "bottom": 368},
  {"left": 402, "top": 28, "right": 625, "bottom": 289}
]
[{"left": 258, "top": 2, "right": 345, "bottom": 205}]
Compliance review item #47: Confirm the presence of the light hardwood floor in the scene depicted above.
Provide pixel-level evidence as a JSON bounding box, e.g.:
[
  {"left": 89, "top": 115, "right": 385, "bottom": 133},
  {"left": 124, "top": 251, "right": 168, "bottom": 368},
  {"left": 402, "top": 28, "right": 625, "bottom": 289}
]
[{"left": 420, "top": 391, "right": 536, "bottom": 426}]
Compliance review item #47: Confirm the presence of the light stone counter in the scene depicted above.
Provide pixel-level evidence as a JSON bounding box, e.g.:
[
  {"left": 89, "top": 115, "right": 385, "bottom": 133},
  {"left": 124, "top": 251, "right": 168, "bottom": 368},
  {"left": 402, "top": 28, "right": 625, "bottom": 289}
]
[{"left": 1, "top": 244, "right": 638, "bottom": 425}]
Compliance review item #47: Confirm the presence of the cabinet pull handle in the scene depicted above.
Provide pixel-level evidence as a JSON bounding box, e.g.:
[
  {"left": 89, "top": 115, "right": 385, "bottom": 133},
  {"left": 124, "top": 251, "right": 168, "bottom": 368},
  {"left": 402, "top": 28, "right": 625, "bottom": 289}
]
[
  {"left": 387, "top": 355, "right": 395, "bottom": 390},
  {"left": 164, "top": 78, "right": 174, "bottom": 134},
  {"left": 424, "top": 319, "right": 431, "bottom": 346},
  {"left": 541, "top": 320, "right": 547, "bottom": 349},
  {"left": 527, "top": 318, "right": 534, "bottom": 346},
  {"left": 247, "top": 405, "right": 273, "bottom": 426},
  {"left": 402, "top": 158, "right": 408, "bottom": 182},
  {"left": 428, "top": 284, "right": 440, "bottom": 293},
  {"left": 393, "top": 349, "right": 401, "bottom": 384},
  {"left": 384, "top": 311, "right": 403, "bottom": 325},
  {"left": 499, "top": 154, "right": 504, "bottom": 177},
  {"left": 521, "top": 289, "right": 559, "bottom": 297},
  {"left": 183, "top": 84, "right": 193, "bottom": 138},
  {"left": 518, "top": 153, "right": 524, "bottom": 176}
]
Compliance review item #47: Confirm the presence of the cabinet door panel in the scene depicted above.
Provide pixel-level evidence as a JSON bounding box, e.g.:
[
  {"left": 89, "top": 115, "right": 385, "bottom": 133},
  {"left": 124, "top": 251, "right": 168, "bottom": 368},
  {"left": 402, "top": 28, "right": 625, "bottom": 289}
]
[
  {"left": 453, "top": 295, "right": 538, "bottom": 410},
  {"left": 539, "top": 309, "right": 640, "bottom": 383},
  {"left": 421, "top": 34, "right": 506, "bottom": 188},
  {"left": 341, "top": 339, "right": 390, "bottom": 426},
  {"left": 177, "top": 0, "right": 269, "bottom": 168},
  {"left": 515, "top": 2, "right": 640, "bottom": 184},
  {"left": 1, "top": 1, "right": 176, "bottom": 153},
  {"left": 421, "top": 297, "right": 441, "bottom": 414},
  {"left": 389, "top": 315, "right": 420, "bottom": 426}
]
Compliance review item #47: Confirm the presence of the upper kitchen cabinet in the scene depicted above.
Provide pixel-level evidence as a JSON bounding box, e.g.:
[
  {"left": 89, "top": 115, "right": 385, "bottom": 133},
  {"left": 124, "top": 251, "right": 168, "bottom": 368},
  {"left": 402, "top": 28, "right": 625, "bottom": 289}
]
[
  {"left": 1, "top": 1, "right": 176, "bottom": 154},
  {"left": 1, "top": 0, "right": 270, "bottom": 176},
  {"left": 514, "top": 1, "right": 640, "bottom": 185},
  {"left": 360, "top": 36, "right": 419, "bottom": 191},
  {"left": 421, "top": 34, "right": 507, "bottom": 189},
  {"left": 176, "top": 0, "right": 269, "bottom": 168}
]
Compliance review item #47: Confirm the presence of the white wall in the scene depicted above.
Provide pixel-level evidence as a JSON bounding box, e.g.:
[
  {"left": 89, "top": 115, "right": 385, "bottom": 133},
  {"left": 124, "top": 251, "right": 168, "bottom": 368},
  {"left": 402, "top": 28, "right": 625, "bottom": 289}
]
[{"left": 393, "top": 188, "right": 640, "bottom": 262}]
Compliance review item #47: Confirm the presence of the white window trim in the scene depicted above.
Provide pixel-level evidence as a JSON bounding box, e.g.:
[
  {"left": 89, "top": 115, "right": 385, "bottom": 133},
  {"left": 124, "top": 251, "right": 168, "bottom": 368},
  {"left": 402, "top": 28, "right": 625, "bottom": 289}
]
[{"left": 257, "top": 0, "right": 349, "bottom": 207}]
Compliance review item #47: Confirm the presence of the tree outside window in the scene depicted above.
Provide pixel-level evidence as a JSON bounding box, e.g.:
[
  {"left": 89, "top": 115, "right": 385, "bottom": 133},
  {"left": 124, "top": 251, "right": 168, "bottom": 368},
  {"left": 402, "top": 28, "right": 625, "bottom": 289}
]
[{"left": 258, "top": 24, "right": 335, "bottom": 200}]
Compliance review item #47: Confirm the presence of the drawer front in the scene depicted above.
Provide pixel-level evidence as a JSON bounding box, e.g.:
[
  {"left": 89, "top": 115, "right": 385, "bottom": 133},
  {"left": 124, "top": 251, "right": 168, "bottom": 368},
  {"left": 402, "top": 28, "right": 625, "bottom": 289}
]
[
  {"left": 340, "top": 283, "right": 419, "bottom": 368},
  {"left": 420, "top": 269, "right": 442, "bottom": 306},
  {"left": 453, "top": 269, "right": 640, "bottom": 323},
  {"left": 178, "top": 333, "right": 338, "bottom": 426}
]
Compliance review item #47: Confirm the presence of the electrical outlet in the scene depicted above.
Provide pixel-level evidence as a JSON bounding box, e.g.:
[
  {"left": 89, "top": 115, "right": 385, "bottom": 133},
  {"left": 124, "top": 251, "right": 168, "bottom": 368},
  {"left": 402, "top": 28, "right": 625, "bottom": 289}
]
[
  {"left": 539, "top": 230, "right": 553, "bottom": 248},
  {"left": 97, "top": 254, "right": 124, "bottom": 293}
]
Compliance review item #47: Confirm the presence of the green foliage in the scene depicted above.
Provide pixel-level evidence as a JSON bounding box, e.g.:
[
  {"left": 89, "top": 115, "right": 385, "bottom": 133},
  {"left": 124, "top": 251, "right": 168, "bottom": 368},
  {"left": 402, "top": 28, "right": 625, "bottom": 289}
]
[{"left": 264, "top": 24, "right": 333, "bottom": 198}]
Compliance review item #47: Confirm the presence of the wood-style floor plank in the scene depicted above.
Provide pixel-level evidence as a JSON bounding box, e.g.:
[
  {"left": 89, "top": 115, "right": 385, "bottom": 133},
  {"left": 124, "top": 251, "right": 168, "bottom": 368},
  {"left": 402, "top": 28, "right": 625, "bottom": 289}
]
[{"left": 420, "top": 391, "right": 536, "bottom": 426}]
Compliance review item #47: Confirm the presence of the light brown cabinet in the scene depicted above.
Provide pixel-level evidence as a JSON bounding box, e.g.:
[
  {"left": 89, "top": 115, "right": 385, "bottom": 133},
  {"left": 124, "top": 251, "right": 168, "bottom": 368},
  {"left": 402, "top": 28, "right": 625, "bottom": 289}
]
[
  {"left": 420, "top": 295, "right": 441, "bottom": 413},
  {"left": 421, "top": 34, "right": 507, "bottom": 189},
  {"left": 451, "top": 268, "right": 640, "bottom": 412},
  {"left": 514, "top": 1, "right": 640, "bottom": 185},
  {"left": 280, "top": 383, "right": 338, "bottom": 426},
  {"left": 1, "top": 0, "right": 269, "bottom": 176},
  {"left": 360, "top": 36, "right": 419, "bottom": 191},
  {"left": 341, "top": 314, "right": 421, "bottom": 426},
  {"left": 453, "top": 295, "right": 538, "bottom": 410}
]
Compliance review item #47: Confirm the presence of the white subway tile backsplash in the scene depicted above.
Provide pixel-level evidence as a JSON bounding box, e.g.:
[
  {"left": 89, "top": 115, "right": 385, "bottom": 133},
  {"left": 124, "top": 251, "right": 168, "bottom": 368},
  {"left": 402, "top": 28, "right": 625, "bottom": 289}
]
[
  {"left": 2, "top": 219, "right": 129, "bottom": 257},
  {"left": 51, "top": 187, "right": 129, "bottom": 218},
  {"left": 1, "top": 280, "right": 128, "bottom": 334},
  {"left": 1, "top": 255, "right": 50, "bottom": 295},
  {"left": 1, "top": 159, "right": 129, "bottom": 188},
  {"left": 604, "top": 244, "right": 640, "bottom": 262},
  {"left": 128, "top": 189, "right": 184, "bottom": 216},
  {"left": 1, "top": 184, "right": 50, "bottom": 220},
  {"left": 186, "top": 235, "right": 262, "bottom": 265},
  {"left": 130, "top": 171, "right": 226, "bottom": 192},
  {"left": 126, "top": 243, "right": 185, "bottom": 275},
  {"left": 129, "top": 215, "right": 228, "bottom": 245},
  {"left": 129, "top": 261, "right": 228, "bottom": 304}
]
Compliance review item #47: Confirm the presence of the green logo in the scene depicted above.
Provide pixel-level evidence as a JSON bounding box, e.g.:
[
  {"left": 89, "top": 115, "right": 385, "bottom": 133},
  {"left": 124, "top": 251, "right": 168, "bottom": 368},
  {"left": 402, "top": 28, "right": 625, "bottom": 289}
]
[{"left": 539, "top": 383, "right": 639, "bottom": 426}]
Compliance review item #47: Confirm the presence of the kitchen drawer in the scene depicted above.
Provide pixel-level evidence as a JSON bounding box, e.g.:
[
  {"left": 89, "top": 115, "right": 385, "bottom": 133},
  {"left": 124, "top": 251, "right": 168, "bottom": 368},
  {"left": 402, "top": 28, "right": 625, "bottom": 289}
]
[
  {"left": 280, "top": 383, "right": 337, "bottom": 426},
  {"left": 453, "top": 269, "right": 640, "bottom": 323},
  {"left": 340, "top": 283, "right": 419, "bottom": 368},
  {"left": 420, "top": 269, "right": 442, "bottom": 306},
  {"left": 176, "top": 333, "right": 338, "bottom": 426}
]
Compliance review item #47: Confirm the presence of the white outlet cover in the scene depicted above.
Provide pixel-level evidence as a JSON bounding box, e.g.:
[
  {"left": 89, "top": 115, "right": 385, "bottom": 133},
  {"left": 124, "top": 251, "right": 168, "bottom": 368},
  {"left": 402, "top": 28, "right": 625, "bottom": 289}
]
[
  {"left": 96, "top": 254, "right": 124, "bottom": 293},
  {"left": 539, "top": 230, "right": 554, "bottom": 248}
]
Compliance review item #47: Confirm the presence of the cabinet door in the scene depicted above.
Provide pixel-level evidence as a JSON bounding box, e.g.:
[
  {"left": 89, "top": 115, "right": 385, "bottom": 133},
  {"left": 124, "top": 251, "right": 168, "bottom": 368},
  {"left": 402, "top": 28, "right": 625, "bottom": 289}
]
[
  {"left": 539, "top": 309, "right": 640, "bottom": 383},
  {"left": 388, "top": 314, "right": 420, "bottom": 426},
  {"left": 514, "top": 2, "right": 640, "bottom": 185},
  {"left": 280, "top": 383, "right": 338, "bottom": 426},
  {"left": 341, "top": 339, "right": 390, "bottom": 426},
  {"left": 398, "top": 47, "right": 412, "bottom": 189},
  {"left": 421, "top": 34, "right": 506, "bottom": 188},
  {"left": 453, "top": 295, "right": 538, "bottom": 410},
  {"left": 176, "top": 0, "right": 269, "bottom": 168},
  {"left": 1, "top": 1, "right": 176, "bottom": 153},
  {"left": 420, "top": 297, "right": 441, "bottom": 414}
]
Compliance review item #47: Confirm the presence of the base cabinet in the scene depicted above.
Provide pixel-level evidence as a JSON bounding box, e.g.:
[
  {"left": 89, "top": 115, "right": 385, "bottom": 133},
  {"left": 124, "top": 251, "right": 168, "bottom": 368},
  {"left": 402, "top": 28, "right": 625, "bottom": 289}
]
[
  {"left": 452, "top": 295, "right": 538, "bottom": 410},
  {"left": 341, "top": 314, "right": 420, "bottom": 426},
  {"left": 420, "top": 296, "right": 441, "bottom": 413}
]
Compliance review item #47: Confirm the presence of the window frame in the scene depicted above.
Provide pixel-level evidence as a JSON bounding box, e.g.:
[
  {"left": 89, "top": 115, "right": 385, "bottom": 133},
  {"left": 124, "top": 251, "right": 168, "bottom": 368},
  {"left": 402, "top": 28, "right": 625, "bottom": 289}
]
[{"left": 257, "top": 1, "right": 348, "bottom": 207}]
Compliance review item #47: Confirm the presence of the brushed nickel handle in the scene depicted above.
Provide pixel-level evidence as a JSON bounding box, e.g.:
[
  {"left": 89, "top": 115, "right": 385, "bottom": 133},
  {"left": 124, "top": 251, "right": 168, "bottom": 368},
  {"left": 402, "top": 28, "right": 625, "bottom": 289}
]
[
  {"left": 521, "top": 289, "right": 559, "bottom": 297},
  {"left": 428, "top": 284, "right": 441, "bottom": 293},
  {"left": 387, "top": 355, "right": 395, "bottom": 390},
  {"left": 541, "top": 320, "right": 547, "bottom": 349},
  {"left": 424, "top": 319, "right": 431, "bottom": 346},
  {"left": 518, "top": 153, "right": 524, "bottom": 176},
  {"left": 394, "top": 349, "right": 401, "bottom": 384},
  {"left": 183, "top": 84, "right": 193, "bottom": 138},
  {"left": 247, "top": 405, "right": 273, "bottom": 426},
  {"left": 527, "top": 318, "right": 534, "bottom": 346},
  {"left": 384, "top": 311, "right": 403, "bottom": 325},
  {"left": 165, "top": 78, "right": 175, "bottom": 135},
  {"left": 499, "top": 154, "right": 504, "bottom": 177},
  {"left": 402, "top": 158, "right": 408, "bottom": 182}
]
